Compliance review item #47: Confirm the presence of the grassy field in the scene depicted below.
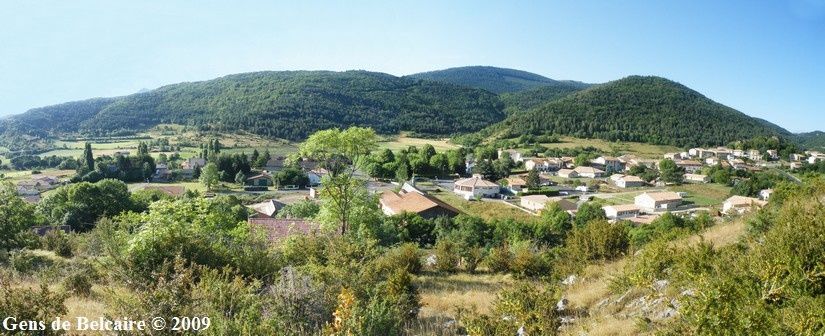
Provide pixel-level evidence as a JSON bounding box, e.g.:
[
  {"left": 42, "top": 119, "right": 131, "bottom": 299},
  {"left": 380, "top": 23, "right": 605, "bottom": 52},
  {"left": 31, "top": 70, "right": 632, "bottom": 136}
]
[
  {"left": 414, "top": 272, "right": 512, "bottom": 333},
  {"left": 429, "top": 190, "right": 537, "bottom": 222},
  {"left": 669, "top": 183, "right": 732, "bottom": 207},
  {"left": 378, "top": 134, "right": 459, "bottom": 152},
  {"left": 540, "top": 136, "right": 681, "bottom": 159}
]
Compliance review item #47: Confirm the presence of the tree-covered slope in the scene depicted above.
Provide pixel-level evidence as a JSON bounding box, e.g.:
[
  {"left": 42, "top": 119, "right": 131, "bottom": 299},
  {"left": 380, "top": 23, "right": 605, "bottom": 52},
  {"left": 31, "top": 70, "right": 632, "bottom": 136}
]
[
  {"left": 499, "top": 85, "right": 583, "bottom": 115},
  {"left": 407, "top": 66, "right": 590, "bottom": 94},
  {"left": 795, "top": 131, "right": 825, "bottom": 150},
  {"left": 493, "top": 76, "right": 792, "bottom": 147},
  {"left": 4, "top": 71, "right": 505, "bottom": 141}
]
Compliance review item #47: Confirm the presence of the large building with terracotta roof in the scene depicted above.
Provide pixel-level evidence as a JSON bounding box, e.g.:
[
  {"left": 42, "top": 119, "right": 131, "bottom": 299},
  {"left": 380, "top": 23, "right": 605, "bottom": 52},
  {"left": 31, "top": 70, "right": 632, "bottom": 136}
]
[
  {"left": 380, "top": 188, "right": 461, "bottom": 219},
  {"left": 634, "top": 191, "right": 683, "bottom": 212},
  {"left": 453, "top": 174, "right": 500, "bottom": 199}
]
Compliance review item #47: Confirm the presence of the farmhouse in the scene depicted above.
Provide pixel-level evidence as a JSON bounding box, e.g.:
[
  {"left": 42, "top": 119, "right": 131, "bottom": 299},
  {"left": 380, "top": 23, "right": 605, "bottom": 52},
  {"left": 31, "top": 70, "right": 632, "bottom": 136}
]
[
  {"left": 634, "top": 191, "right": 683, "bottom": 212},
  {"left": 248, "top": 199, "right": 287, "bottom": 218},
  {"left": 614, "top": 175, "right": 645, "bottom": 188},
  {"left": 722, "top": 195, "right": 767, "bottom": 214},
  {"left": 557, "top": 169, "right": 578, "bottom": 178},
  {"left": 380, "top": 188, "right": 460, "bottom": 219},
  {"left": 453, "top": 174, "right": 500, "bottom": 199},
  {"left": 683, "top": 173, "right": 709, "bottom": 183},
  {"left": 520, "top": 194, "right": 551, "bottom": 212},
  {"left": 602, "top": 204, "right": 641, "bottom": 220},
  {"left": 573, "top": 166, "right": 605, "bottom": 178},
  {"left": 246, "top": 173, "right": 273, "bottom": 186},
  {"left": 182, "top": 157, "right": 206, "bottom": 170}
]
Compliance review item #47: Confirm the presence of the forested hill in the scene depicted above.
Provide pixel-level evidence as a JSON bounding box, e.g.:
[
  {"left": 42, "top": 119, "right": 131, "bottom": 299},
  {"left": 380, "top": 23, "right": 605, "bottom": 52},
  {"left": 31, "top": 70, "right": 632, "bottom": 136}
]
[
  {"left": 796, "top": 131, "right": 825, "bottom": 150},
  {"left": 490, "top": 76, "right": 793, "bottom": 147},
  {"left": 407, "top": 66, "right": 591, "bottom": 94},
  {"left": 2, "top": 71, "right": 505, "bottom": 141}
]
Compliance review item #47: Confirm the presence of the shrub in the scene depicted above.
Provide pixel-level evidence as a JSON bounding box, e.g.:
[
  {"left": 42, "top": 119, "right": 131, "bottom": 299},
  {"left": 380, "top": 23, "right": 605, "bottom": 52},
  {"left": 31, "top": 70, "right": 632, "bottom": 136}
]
[
  {"left": 434, "top": 240, "right": 459, "bottom": 273},
  {"left": 42, "top": 230, "right": 74, "bottom": 258},
  {"left": 462, "top": 282, "right": 561, "bottom": 335},
  {"left": 62, "top": 270, "right": 93, "bottom": 297},
  {"left": 378, "top": 243, "right": 422, "bottom": 275},
  {"left": 509, "top": 242, "right": 551, "bottom": 278},
  {"left": 485, "top": 245, "right": 512, "bottom": 273},
  {"left": 9, "top": 250, "right": 55, "bottom": 274},
  {"left": 564, "top": 219, "right": 629, "bottom": 263},
  {"left": 463, "top": 246, "right": 485, "bottom": 273},
  {"left": 0, "top": 276, "right": 68, "bottom": 336}
]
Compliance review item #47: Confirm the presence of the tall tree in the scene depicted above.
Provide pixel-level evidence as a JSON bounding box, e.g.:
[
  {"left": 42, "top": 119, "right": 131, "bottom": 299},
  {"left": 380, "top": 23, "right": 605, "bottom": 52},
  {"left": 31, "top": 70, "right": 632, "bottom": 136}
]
[
  {"left": 83, "top": 142, "right": 94, "bottom": 171},
  {"left": 526, "top": 168, "right": 541, "bottom": 189},
  {"left": 200, "top": 163, "right": 220, "bottom": 192},
  {"left": 659, "top": 159, "right": 685, "bottom": 184},
  {"left": 299, "top": 127, "right": 378, "bottom": 234}
]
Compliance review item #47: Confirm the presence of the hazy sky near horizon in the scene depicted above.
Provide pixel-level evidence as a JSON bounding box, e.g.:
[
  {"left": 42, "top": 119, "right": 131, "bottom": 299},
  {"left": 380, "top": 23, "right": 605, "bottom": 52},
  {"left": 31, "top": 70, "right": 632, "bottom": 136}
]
[{"left": 1, "top": 1, "right": 824, "bottom": 132}]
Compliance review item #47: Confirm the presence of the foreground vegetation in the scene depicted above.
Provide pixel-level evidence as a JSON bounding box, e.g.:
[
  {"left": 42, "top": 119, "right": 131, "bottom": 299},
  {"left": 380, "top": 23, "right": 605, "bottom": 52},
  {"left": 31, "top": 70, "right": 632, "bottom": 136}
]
[{"left": 1, "top": 126, "right": 823, "bottom": 335}]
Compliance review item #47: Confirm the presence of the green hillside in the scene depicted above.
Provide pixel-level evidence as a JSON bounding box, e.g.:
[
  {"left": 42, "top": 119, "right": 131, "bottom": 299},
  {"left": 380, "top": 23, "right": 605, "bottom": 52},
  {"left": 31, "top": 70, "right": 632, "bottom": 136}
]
[
  {"left": 2, "top": 70, "right": 505, "bottom": 143},
  {"left": 499, "top": 85, "right": 582, "bottom": 115},
  {"left": 407, "top": 66, "right": 590, "bottom": 94},
  {"left": 492, "top": 76, "right": 792, "bottom": 147},
  {"left": 795, "top": 131, "right": 825, "bottom": 150}
]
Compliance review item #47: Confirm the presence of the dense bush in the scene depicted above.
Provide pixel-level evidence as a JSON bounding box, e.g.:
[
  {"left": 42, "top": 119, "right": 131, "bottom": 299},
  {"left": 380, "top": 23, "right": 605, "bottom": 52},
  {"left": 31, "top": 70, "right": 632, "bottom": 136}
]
[
  {"left": 42, "top": 230, "right": 74, "bottom": 258},
  {"left": 0, "top": 275, "right": 68, "bottom": 336}
]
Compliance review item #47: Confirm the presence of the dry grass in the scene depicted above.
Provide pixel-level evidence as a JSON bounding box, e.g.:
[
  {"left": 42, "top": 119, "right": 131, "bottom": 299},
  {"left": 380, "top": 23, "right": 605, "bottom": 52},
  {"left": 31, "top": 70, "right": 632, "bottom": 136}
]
[
  {"left": 417, "top": 273, "right": 512, "bottom": 319},
  {"left": 681, "top": 216, "right": 747, "bottom": 248},
  {"left": 564, "top": 259, "right": 627, "bottom": 310},
  {"left": 561, "top": 315, "right": 642, "bottom": 336}
]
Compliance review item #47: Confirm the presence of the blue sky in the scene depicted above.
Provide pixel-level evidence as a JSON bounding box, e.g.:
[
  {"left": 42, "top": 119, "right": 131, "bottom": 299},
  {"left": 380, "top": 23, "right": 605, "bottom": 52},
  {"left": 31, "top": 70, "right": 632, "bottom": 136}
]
[{"left": 1, "top": 0, "right": 823, "bottom": 132}]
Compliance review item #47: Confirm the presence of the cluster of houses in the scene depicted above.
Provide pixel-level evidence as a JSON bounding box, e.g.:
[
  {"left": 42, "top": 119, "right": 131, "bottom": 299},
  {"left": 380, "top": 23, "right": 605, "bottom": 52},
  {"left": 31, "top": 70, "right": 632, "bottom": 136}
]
[
  {"left": 601, "top": 190, "right": 770, "bottom": 224},
  {"left": 246, "top": 157, "right": 328, "bottom": 188},
  {"left": 15, "top": 175, "right": 65, "bottom": 203}
]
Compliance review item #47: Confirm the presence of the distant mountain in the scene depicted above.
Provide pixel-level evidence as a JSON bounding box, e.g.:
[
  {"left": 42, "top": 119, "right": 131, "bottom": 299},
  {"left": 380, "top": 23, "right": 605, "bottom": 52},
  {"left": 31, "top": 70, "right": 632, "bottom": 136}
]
[
  {"left": 488, "top": 76, "right": 792, "bottom": 147},
  {"left": 407, "top": 66, "right": 590, "bottom": 94},
  {"left": 1, "top": 71, "right": 505, "bottom": 145},
  {"left": 795, "top": 131, "right": 825, "bottom": 150},
  {"left": 2, "top": 68, "right": 811, "bottom": 151}
]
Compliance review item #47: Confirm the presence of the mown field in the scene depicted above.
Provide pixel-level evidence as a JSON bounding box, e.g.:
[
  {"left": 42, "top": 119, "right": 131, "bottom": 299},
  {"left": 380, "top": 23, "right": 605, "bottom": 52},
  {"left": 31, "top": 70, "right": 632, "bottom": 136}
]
[{"left": 540, "top": 136, "right": 681, "bottom": 158}]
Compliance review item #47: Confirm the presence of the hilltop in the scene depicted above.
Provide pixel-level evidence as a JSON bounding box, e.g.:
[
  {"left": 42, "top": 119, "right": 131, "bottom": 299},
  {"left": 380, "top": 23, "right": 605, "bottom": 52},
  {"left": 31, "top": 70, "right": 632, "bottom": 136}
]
[
  {"left": 407, "top": 66, "right": 590, "bottom": 94},
  {"left": 1, "top": 70, "right": 505, "bottom": 144},
  {"left": 488, "top": 76, "right": 792, "bottom": 147},
  {"left": 1, "top": 68, "right": 810, "bottom": 151}
]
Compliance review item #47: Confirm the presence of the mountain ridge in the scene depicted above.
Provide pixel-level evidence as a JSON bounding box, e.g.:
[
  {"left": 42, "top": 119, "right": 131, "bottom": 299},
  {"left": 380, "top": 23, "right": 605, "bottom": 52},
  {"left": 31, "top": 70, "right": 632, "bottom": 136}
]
[{"left": 0, "top": 67, "right": 811, "bottom": 151}]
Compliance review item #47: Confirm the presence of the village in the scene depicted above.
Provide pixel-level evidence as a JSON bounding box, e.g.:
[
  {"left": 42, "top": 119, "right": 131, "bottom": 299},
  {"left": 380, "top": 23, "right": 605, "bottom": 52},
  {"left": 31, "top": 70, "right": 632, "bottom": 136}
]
[{"left": 8, "top": 135, "right": 821, "bottom": 243}]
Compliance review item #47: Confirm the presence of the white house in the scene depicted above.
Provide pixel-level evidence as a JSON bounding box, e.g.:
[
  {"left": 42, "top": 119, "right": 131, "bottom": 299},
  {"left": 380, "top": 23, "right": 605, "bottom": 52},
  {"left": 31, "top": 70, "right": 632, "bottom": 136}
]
[
  {"left": 722, "top": 195, "right": 767, "bottom": 214},
  {"left": 591, "top": 156, "right": 624, "bottom": 172},
  {"left": 747, "top": 149, "right": 761, "bottom": 160},
  {"left": 705, "top": 157, "right": 721, "bottom": 166},
  {"left": 634, "top": 192, "right": 683, "bottom": 212},
  {"left": 307, "top": 168, "right": 328, "bottom": 186},
  {"left": 524, "top": 158, "right": 562, "bottom": 172},
  {"left": 603, "top": 204, "right": 641, "bottom": 220},
  {"left": 766, "top": 150, "right": 779, "bottom": 160},
  {"left": 675, "top": 160, "right": 703, "bottom": 173},
  {"left": 573, "top": 166, "right": 606, "bottom": 178},
  {"left": 808, "top": 153, "right": 825, "bottom": 164},
  {"left": 520, "top": 195, "right": 551, "bottom": 212},
  {"left": 557, "top": 169, "right": 578, "bottom": 178},
  {"left": 614, "top": 175, "right": 645, "bottom": 188},
  {"left": 684, "top": 173, "right": 710, "bottom": 183},
  {"left": 453, "top": 174, "right": 500, "bottom": 199},
  {"left": 498, "top": 149, "right": 524, "bottom": 163}
]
